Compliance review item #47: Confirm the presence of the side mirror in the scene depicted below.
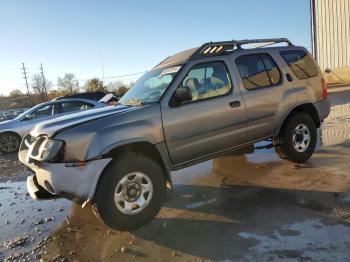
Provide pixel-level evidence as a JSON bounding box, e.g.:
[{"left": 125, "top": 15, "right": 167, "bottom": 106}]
[
  {"left": 175, "top": 86, "right": 192, "bottom": 104},
  {"left": 24, "top": 114, "right": 34, "bottom": 120}
]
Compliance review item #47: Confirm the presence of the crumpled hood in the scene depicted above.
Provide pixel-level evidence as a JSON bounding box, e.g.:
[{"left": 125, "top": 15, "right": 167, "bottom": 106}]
[{"left": 30, "top": 105, "right": 141, "bottom": 137}]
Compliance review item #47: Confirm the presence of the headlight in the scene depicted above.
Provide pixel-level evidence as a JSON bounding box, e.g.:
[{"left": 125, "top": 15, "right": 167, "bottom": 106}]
[{"left": 30, "top": 137, "right": 64, "bottom": 162}]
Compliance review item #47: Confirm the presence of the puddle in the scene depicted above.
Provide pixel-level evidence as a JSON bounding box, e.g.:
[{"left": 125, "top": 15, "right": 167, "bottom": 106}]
[
  {"left": 238, "top": 219, "right": 350, "bottom": 261},
  {"left": 0, "top": 181, "right": 70, "bottom": 260}
]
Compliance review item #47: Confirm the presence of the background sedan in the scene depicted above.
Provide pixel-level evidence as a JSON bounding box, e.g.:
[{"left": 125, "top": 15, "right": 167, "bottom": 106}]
[{"left": 0, "top": 98, "right": 104, "bottom": 154}]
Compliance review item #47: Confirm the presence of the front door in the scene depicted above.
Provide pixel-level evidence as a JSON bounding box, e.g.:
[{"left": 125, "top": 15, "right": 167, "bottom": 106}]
[{"left": 161, "top": 61, "right": 247, "bottom": 165}]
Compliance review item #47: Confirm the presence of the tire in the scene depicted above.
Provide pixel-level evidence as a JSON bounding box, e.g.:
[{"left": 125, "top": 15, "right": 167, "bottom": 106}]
[
  {"left": 273, "top": 113, "right": 317, "bottom": 163},
  {"left": 92, "top": 153, "right": 166, "bottom": 231},
  {"left": 0, "top": 132, "right": 21, "bottom": 154}
]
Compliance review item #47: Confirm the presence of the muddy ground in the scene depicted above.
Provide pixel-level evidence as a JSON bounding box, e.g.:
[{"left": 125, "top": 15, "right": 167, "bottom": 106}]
[{"left": 1, "top": 88, "right": 350, "bottom": 261}]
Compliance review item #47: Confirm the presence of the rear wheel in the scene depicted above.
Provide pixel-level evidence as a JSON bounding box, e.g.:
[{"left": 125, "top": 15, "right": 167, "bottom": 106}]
[
  {"left": 0, "top": 132, "right": 21, "bottom": 154},
  {"left": 273, "top": 113, "right": 317, "bottom": 163},
  {"left": 92, "top": 154, "right": 166, "bottom": 231}
]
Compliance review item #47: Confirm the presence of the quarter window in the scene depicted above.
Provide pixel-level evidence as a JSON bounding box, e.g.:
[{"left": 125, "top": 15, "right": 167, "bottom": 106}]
[
  {"left": 235, "top": 54, "right": 281, "bottom": 90},
  {"left": 180, "top": 62, "right": 231, "bottom": 102},
  {"left": 280, "top": 50, "right": 318, "bottom": 79}
]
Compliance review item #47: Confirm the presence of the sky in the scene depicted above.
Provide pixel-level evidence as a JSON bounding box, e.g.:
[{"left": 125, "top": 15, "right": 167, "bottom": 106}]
[{"left": 0, "top": 0, "right": 311, "bottom": 95}]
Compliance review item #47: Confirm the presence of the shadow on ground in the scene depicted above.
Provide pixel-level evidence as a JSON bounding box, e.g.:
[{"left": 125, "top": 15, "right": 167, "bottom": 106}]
[{"left": 36, "top": 146, "right": 350, "bottom": 261}]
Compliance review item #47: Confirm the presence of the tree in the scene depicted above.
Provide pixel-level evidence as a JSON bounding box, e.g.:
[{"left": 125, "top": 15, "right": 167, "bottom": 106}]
[
  {"left": 57, "top": 73, "right": 77, "bottom": 94},
  {"left": 9, "top": 89, "right": 24, "bottom": 98},
  {"left": 107, "top": 80, "right": 124, "bottom": 91},
  {"left": 85, "top": 78, "right": 106, "bottom": 92},
  {"left": 31, "top": 74, "right": 51, "bottom": 100},
  {"left": 114, "top": 86, "right": 128, "bottom": 97},
  {"left": 47, "top": 89, "right": 70, "bottom": 101}
]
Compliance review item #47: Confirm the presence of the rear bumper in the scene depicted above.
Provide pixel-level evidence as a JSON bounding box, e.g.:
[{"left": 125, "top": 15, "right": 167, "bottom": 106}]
[
  {"left": 314, "top": 99, "right": 331, "bottom": 121},
  {"left": 19, "top": 149, "right": 112, "bottom": 202}
]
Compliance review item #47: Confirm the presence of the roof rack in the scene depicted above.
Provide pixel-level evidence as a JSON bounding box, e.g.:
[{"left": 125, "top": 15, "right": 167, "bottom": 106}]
[{"left": 192, "top": 38, "right": 293, "bottom": 58}]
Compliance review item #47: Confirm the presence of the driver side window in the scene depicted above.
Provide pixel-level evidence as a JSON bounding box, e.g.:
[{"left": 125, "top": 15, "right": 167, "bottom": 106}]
[
  {"left": 180, "top": 62, "right": 232, "bottom": 102},
  {"left": 33, "top": 104, "right": 57, "bottom": 119}
]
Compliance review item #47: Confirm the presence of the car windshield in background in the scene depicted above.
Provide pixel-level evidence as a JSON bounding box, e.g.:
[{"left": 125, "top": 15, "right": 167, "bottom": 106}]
[
  {"left": 119, "top": 65, "right": 182, "bottom": 106},
  {"left": 12, "top": 107, "right": 33, "bottom": 120}
]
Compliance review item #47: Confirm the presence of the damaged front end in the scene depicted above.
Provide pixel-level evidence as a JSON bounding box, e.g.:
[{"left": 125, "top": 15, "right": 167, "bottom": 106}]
[{"left": 19, "top": 134, "right": 112, "bottom": 203}]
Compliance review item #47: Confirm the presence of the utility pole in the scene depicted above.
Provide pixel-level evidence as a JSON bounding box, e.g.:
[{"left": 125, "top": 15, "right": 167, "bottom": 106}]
[
  {"left": 100, "top": 53, "right": 105, "bottom": 86},
  {"left": 40, "top": 63, "right": 49, "bottom": 101},
  {"left": 21, "top": 63, "right": 32, "bottom": 106}
]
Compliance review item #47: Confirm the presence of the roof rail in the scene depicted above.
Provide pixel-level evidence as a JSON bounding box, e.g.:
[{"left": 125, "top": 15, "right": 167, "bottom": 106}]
[{"left": 192, "top": 38, "right": 293, "bottom": 58}]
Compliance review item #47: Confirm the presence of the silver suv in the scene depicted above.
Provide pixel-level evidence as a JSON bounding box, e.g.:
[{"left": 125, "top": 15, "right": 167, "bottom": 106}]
[{"left": 19, "top": 38, "right": 330, "bottom": 230}]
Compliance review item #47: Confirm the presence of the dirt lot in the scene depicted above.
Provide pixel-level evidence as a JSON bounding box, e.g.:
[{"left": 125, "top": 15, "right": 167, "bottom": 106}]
[{"left": 1, "top": 88, "right": 350, "bottom": 261}]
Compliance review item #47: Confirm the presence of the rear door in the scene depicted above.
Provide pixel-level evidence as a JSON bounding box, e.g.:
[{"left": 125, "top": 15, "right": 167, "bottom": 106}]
[
  {"left": 233, "top": 52, "right": 295, "bottom": 141},
  {"left": 161, "top": 60, "right": 247, "bottom": 165}
]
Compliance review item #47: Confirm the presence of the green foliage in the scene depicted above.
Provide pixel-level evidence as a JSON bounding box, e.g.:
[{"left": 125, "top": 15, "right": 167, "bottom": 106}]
[{"left": 85, "top": 78, "right": 106, "bottom": 92}]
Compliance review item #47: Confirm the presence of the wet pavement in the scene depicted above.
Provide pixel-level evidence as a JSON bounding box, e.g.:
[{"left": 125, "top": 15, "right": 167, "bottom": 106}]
[
  {"left": 1, "top": 87, "right": 350, "bottom": 261},
  {"left": 0, "top": 182, "right": 70, "bottom": 261}
]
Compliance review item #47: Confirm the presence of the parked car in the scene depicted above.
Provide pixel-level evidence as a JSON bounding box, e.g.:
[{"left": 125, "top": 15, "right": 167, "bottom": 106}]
[
  {"left": 1, "top": 109, "right": 26, "bottom": 121},
  {"left": 99, "top": 93, "right": 119, "bottom": 105},
  {"left": 54, "top": 91, "right": 106, "bottom": 101},
  {"left": 19, "top": 38, "right": 330, "bottom": 230},
  {"left": 0, "top": 98, "right": 104, "bottom": 154},
  {"left": 0, "top": 114, "right": 6, "bottom": 122}
]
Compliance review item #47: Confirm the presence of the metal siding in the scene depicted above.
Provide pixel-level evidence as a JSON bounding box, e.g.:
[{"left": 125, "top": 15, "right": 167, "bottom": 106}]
[{"left": 313, "top": 0, "right": 350, "bottom": 69}]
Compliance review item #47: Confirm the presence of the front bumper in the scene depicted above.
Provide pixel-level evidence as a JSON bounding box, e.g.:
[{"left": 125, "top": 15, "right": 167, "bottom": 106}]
[
  {"left": 27, "top": 175, "right": 57, "bottom": 200},
  {"left": 19, "top": 148, "right": 112, "bottom": 202}
]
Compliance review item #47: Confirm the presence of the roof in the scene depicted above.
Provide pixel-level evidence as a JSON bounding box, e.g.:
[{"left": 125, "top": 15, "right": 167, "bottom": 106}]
[
  {"left": 154, "top": 38, "right": 293, "bottom": 69},
  {"left": 155, "top": 48, "right": 198, "bottom": 68}
]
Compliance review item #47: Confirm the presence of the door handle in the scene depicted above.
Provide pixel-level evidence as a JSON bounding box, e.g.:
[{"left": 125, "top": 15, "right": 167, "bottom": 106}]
[{"left": 229, "top": 101, "right": 241, "bottom": 108}]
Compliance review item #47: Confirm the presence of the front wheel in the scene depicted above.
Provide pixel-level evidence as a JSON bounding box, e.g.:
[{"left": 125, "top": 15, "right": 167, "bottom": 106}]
[
  {"left": 273, "top": 113, "right": 317, "bottom": 163},
  {"left": 0, "top": 132, "right": 21, "bottom": 154},
  {"left": 92, "top": 154, "right": 166, "bottom": 231}
]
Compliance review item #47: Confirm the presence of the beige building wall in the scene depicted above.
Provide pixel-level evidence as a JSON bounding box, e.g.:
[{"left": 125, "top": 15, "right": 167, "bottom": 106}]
[{"left": 311, "top": 0, "right": 350, "bottom": 84}]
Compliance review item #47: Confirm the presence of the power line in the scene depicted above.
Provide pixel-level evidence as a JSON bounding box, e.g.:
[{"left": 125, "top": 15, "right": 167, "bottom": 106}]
[{"left": 76, "top": 71, "right": 145, "bottom": 82}]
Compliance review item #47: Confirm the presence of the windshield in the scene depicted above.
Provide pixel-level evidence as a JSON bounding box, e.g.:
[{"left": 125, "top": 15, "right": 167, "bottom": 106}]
[
  {"left": 119, "top": 65, "right": 182, "bottom": 106},
  {"left": 13, "top": 107, "right": 36, "bottom": 120}
]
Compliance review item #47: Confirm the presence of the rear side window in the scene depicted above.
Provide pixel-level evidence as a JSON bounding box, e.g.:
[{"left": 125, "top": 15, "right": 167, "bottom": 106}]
[
  {"left": 60, "top": 101, "right": 94, "bottom": 113},
  {"left": 280, "top": 50, "right": 318, "bottom": 79},
  {"left": 235, "top": 54, "right": 281, "bottom": 90}
]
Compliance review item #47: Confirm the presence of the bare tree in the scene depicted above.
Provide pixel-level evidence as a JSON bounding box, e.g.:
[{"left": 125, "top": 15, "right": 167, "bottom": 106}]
[
  {"left": 31, "top": 74, "right": 51, "bottom": 101},
  {"left": 57, "top": 73, "right": 77, "bottom": 94}
]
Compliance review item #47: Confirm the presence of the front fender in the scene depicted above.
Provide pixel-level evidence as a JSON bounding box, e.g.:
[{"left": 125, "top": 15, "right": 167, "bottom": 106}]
[
  {"left": 100, "top": 137, "right": 158, "bottom": 156},
  {"left": 54, "top": 104, "right": 164, "bottom": 161}
]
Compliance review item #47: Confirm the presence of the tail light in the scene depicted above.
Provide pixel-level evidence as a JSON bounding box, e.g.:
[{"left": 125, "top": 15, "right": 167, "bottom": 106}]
[{"left": 321, "top": 78, "right": 328, "bottom": 99}]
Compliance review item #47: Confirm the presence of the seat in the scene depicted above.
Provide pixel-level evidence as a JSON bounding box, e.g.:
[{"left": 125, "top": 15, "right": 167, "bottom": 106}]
[{"left": 185, "top": 78, "right": 200, "bottom": 100}]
